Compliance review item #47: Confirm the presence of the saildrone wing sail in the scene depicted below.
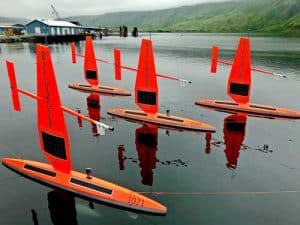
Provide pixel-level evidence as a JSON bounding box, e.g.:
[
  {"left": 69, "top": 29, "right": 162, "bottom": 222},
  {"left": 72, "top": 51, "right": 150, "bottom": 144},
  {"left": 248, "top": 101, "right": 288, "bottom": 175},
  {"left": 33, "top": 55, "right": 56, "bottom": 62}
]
[
  {"left": 227, "top": 37, "right": 251, "bottom": 104},
  {"left": 134, "top": 39, "right": 158, "bottom": 114},
  {"left": 36, "top": 44, "right": 71, "bottom": 173},
  {"left": 84, "top": 36, "right": 99, "bottom": 86}
]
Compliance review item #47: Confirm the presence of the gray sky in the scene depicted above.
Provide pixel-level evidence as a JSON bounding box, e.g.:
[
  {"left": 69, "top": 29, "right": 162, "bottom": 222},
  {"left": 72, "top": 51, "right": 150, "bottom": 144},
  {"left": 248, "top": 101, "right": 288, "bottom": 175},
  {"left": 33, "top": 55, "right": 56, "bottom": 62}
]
[{"left": 0, "top": 0, "right": 228, "bottom": 18}]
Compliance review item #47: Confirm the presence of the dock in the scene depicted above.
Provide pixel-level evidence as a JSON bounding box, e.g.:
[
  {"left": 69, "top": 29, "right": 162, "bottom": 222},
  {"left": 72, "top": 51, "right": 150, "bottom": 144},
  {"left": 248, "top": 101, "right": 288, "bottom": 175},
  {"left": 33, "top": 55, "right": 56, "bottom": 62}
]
[{"left": 0, "top": 34, "right": 96, "bottom": 44}]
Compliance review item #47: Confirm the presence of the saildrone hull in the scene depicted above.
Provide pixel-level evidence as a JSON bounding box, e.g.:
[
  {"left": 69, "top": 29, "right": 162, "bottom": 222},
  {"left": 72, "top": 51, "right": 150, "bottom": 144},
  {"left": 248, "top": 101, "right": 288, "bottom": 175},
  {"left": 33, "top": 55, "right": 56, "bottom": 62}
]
[
  {"left": 107, "top": 108, "right": 216, "bottom": 132},
  {"left": 2, "top": 158, "right": 167, "bottom": 215},
  {"left": 195, "top": 99, "right": 300, "bottom": 119},
  {"left": 68, "top": 83, "right": 131, "bottom": 96}
]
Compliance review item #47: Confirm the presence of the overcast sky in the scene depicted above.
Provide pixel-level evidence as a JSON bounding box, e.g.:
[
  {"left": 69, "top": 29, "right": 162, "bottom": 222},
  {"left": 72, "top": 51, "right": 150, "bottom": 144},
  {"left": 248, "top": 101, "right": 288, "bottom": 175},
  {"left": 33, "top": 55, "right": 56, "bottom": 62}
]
[{"left": 0, "top": 0, "right": 228, "bottom": 18}]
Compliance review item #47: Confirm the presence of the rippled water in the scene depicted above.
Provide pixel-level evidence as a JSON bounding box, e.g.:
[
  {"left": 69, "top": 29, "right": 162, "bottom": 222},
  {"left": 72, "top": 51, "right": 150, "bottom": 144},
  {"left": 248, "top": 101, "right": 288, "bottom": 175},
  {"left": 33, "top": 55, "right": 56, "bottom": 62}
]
[{"left": 0, "top": 33, "right": 299, "bottom": 225}]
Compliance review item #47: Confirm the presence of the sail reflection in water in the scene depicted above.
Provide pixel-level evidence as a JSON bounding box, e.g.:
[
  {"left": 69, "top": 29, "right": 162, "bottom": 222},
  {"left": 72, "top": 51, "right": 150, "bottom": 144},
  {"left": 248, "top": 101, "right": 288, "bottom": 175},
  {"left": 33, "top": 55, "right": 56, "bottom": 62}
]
[
  {"left": 205, "top": 113, "right": 247, "bottom": 169},
  {"left": 205, "top": 112, "right": 273, "bottom": 169},
  {"left": 118, "top": 124, "right": 188, "bottom": 186},
  {"left": 77, "top": 93, "right": 101, "bottom": 136},
  {"left": 87, "top": 94, "right": 101, "bottom": 135},
  {"left": 48, "top": 190, "right": 78, "bottom": 225},
  {"left": 31, "top": 190, "right": 78, "bottom": 225},
  {"left": 135, "top": 125, "right": 158, "bottom": 186},
  {"left": 223, "top": 114, "right": 247, "bottom": 169}
]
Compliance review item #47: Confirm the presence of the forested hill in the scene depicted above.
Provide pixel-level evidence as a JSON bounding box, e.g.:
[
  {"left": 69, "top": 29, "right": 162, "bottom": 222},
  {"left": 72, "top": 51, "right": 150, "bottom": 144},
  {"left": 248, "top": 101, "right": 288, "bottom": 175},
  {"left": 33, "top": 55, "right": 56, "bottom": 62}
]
[
  {"left": 1, "top": 0, "right": 299, "bottom": 35},
  {"left": 67, "top": 0, "right": 300, "bottom": 35}
]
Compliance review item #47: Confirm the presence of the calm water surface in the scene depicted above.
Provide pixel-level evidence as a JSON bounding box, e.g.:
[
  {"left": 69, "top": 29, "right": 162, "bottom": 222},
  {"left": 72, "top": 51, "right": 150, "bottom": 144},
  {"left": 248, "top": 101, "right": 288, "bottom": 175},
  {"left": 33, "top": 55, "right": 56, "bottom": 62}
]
[{"left": 0, "top": 33, "right": 299, "bottom": 225}]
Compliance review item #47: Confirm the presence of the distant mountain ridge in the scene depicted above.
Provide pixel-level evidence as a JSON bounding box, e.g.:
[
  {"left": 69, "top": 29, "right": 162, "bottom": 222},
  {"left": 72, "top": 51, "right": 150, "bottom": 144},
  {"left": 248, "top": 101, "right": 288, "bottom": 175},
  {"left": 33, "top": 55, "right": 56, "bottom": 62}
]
[
  {"left": 1, "top": 0, "right": 299, "bottom": 35},
  {"left": 66, "top": 0, "right": 300, "bottom": 35}
]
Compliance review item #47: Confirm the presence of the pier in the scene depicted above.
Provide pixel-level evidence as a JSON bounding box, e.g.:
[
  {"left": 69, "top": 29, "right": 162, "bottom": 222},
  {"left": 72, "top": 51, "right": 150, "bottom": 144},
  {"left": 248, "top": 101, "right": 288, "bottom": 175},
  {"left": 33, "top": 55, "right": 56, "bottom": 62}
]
[{"left": 0, "top": 33, "right": 96, "bottom": 44}]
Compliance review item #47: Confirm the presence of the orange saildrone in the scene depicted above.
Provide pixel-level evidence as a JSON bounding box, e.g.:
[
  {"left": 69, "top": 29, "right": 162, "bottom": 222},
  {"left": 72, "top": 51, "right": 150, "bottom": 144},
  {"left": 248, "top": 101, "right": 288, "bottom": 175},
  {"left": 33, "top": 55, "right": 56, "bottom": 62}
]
[
  {"left": 2, "top": 44, "right": 167, "bottom": 215},
  {"left": 69, "top": 36, "right": 131, "bottom": 96},
  {"left": 108, "top": 39, "right": 216, "bottom": 132},
  {"left": 195, "top": 37, "right": 300, "bottom": 119}
]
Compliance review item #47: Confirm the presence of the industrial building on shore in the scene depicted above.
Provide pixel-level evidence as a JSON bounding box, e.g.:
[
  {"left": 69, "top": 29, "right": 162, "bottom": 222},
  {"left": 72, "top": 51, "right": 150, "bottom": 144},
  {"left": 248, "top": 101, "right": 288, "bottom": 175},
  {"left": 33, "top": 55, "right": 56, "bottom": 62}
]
[
  {"left": 26, "top": 19, "right": 82, "bottom": 36},
  {"left": 0, "top": 23, "right": 25, "bottom": 36}
]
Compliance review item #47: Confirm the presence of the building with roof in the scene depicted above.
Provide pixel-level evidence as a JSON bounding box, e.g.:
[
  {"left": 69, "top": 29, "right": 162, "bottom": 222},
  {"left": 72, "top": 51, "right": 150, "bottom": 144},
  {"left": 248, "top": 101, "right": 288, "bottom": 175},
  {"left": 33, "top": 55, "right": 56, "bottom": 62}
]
[
  {"left": 0, "top": 23, "right": 25, "bottom": 36},
  {"left": 26, "top": 19, "right": 82, "bottom": 36}
]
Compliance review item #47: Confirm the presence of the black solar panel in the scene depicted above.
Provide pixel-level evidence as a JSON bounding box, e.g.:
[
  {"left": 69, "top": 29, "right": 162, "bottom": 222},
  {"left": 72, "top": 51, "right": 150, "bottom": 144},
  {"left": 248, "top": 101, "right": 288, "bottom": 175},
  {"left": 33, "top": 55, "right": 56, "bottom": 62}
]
[
  {"left": 230, "top": 83, "right": 249, "bottom": 96},
  {"left": 157, "top": 115, "right": 184, "bottom": 123},
  {"left": 125, "top": 111, "right": 147, "bottom": 116},
  {"left": 215, "top": 101, "right": 239, "bottom": 106},
  {"left": 86, "top": 70, "right": 97, "bottom": 80},
  {"left": 137, "top": 91, "right": 156, "bottom": 105},
  {"left": 24, "top": 164, "right": 56, "bottom": 177},
  {"left": 70, "top": 178, "right": 112, "bottom": 195},
  {"left": 250, "top": 104, "right": 276, "bottom": 111},
  {"left": 42, "top": 132, "right": 67, "bottom": 160}
]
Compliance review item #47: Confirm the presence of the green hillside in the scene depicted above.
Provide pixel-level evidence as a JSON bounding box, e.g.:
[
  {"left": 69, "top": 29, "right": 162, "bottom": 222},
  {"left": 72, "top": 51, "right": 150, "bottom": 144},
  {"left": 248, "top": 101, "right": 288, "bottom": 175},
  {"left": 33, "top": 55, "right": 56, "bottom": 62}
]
[
  {"left": 1, "top": 0, "right": 299, "bottom": 36},
  {"left": 67, "top": 0, "right": 300, "bottom": 35}
]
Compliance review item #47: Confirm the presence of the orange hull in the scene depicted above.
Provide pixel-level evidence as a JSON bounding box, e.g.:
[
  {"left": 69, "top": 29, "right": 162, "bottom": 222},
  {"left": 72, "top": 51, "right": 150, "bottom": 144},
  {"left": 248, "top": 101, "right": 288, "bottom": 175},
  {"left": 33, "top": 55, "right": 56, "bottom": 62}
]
[
  {"left": 195, "top": 99, "right": 300, "bottom": 119},
  {"left": 68, "top": 83, "right": 131, "bottom": 96},
  {"left": 107, "top": 108, "right": 216, "bottom": 132},
  {"left": 2, "top": 158, "right": 166, "bottom": 215}
]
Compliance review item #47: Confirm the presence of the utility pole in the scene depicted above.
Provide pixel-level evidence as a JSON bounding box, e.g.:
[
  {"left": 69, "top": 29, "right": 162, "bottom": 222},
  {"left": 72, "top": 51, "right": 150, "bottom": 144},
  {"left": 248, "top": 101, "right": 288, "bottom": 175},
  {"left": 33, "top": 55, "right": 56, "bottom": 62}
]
[{"left": 51, "top": 5, "right": 61, "bottom": 20}]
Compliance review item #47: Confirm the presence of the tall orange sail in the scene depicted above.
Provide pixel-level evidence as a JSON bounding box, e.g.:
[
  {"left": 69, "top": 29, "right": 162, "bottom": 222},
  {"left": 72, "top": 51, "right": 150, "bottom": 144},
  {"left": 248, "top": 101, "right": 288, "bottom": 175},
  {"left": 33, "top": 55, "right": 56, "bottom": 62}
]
[
  {"left": 134, "top": 39, "right": 159, "bottom": 114},
  {"left": 84, "top": 36, "right": 99, "bottom": 86},
  {"left": 227, "top": 37, "right": 251, "bottom": 104},
  {"left": 36, "top": 44, "right": 71, "bottom": 173}
]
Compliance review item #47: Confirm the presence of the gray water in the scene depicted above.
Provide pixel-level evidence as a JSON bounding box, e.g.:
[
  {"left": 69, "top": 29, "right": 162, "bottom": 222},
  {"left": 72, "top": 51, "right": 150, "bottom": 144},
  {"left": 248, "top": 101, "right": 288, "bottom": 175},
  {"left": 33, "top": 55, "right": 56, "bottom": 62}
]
[{"left": 0, "top": 33, "right": 299, "bottom": 225}]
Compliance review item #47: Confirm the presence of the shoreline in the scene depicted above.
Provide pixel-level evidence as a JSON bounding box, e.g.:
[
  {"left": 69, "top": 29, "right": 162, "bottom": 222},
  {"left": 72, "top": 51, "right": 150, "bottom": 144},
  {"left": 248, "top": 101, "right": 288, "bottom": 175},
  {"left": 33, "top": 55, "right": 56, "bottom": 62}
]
[
  {"left": 0, "top": 33, "right": 96, "bottom": 44},
  {"left": 139, "top": 31, "right": 300, "bottom": 38},
  {"left": 1, "top": 31, "right": 299, "bottom": 44}
]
